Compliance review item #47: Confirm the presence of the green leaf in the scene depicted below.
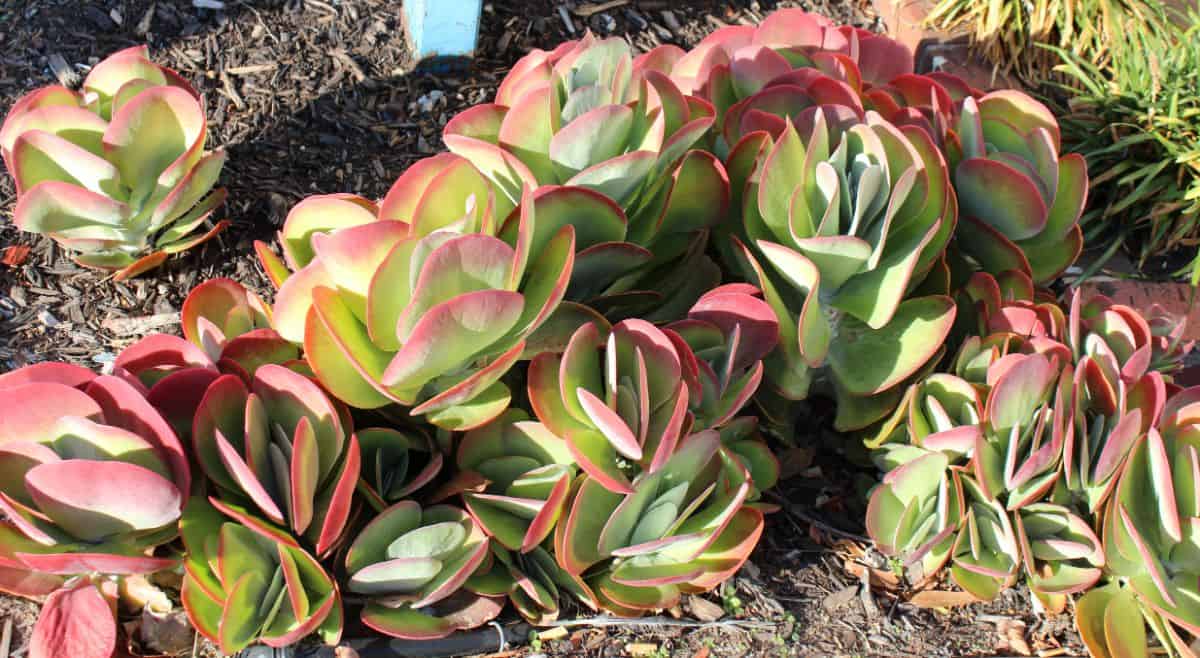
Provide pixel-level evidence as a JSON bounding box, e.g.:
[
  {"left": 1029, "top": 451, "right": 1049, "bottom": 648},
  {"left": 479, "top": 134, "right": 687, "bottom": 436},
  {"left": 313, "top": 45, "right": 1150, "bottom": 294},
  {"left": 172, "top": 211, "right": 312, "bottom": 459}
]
[
  {"left": 827, "top": 296, "right": 955, "bottom": 395},
  {"left": 386, "top": 521, "right": 468, "bottom": 561}
]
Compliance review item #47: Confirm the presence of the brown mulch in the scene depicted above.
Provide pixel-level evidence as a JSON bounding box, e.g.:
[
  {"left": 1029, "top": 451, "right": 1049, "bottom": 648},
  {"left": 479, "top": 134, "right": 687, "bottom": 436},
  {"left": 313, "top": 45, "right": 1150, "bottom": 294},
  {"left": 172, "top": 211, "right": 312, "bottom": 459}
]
[{"left": 0, "top": 1, "right": 1083, "bottom": 657}]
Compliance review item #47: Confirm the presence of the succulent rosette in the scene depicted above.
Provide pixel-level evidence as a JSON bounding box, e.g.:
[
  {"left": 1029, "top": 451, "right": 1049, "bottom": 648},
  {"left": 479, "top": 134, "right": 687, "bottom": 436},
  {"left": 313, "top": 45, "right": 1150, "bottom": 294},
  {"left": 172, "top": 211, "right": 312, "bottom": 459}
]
[
  {"left": 269, "top": 162, "right": 575, "bottom": 430},
  {"left": 343, "top": 501, "right": 501, "bottom": 639},
  {"left": 0, "top": 45, "right": 227, "bottom": 278},
  {"left": 945, "top": 473, "right": 1018, "bottom": 599},
  {"left": 952, "top": 91, "right": 1087, "bottom": 283},
  {"left": 443, "top": 33, "right": 729, "bottom": 318},
  {"left": 947, "top": 476, "right": 1102, "bottom": 606},
  {"left": 669, "top": 9, "right": 914, "bottom": 98},
  {"left": 861, "top": 72, "right": 979, "bottom": 151},
  {"left": 453, "top": 411, "right": 576, "bottom": 553},
  {"left": 528, "top": 319, "right": 697, "bottom": 494},
  {"left": 959, "top": 269, "right": 1064, "bottom": 342},
  {"left": 954, "top": 355, "right": 1103, "bottom": 605},
  {"left": 970, "top": 351, "right": 1074, "bottom": 510},
  {"left": 1071, "top": 292, "right": 1188, "bottom": 400},
  {"left": 866, "top": 342, "right": 1107, "bottom": 600},
  {"left": 255, "top": 152, "right": 521, "bottom": 288},
  {"left": 466, "top": 543, "right": 593, "bottom": 624},
  {"left": 1101, "top": 394, "right": 1200, "bottom": 645},
  {"left": 180, "top": 277, "right": 276, "bottom": 362},
  {"left": 666, "top": 284, "right": 779, "bottom": 429},
  {"left": 0, "top": 362, "right": 190, "bottom": 575},
  {"left": 1076, "top": 582, "right": 1197, "bottom": 658},
  {"left": 731, "top": 107, "right": 956, "bottom": 430},
  {"left": 555, "top": 431, "right": 764, "bottom": 615},
  {"left": 180, "top": 498, "right": 342, "bottom": 654},
  {"left": 663, "top": 9, "right": 922, "bottom": 148},
  {"left": 863, "top": 276, "right": 1197, "bottom": 614},
  {"left": 189, "top": 364, "right": 360, "bottom": 557},
  {"left": 865, "top": 371, "right": 983, "bottom": 469},
  {"left": 114, "top": 279, "right": 299, "bottom": 435},
  {"left": 0, "top": 363, "right": 192, "bottom": 658},
  {"left": 1060, "top": 291, "right": 1176, "bottom": 515},
  {"left": 357, "top": 427, "right": 443, "bottom": 512}
]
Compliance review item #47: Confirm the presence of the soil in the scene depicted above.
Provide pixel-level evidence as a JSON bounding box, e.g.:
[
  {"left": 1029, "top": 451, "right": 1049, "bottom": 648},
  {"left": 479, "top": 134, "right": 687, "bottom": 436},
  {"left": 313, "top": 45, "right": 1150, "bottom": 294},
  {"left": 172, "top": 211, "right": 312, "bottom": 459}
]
[{"left": 0, "top": 1, "right": 1085, "bottom": 657}]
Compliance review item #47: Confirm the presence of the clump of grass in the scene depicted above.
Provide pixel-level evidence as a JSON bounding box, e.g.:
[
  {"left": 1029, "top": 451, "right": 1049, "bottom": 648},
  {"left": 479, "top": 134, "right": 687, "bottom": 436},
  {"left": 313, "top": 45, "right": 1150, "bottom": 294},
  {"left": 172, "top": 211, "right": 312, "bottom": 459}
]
[
  {"left": 1050, "top": 5, "right": 1200, "bottom": 275},
  {"left": 925, "top": 0, "right": 1169, "bottom": 83}
]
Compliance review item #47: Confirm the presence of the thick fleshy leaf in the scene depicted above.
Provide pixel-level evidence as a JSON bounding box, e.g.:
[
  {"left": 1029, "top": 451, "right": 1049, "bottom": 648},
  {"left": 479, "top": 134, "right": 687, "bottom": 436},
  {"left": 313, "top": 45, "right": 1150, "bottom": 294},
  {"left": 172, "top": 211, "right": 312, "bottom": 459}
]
[
  {"left": 25, "top": 459, "right": 181, "bottom": 542},
  {"left": 0, "top": 362, "right": 96, "bottom": 390},
  {"left": 380, "top": 290, "right": 524, "bottom": 392},
  {"left": 310, "top": 221, "right": 413, "bottom": 320},
  {"left": 149, "top": 149, "right": 226, "bottom": 229},
  {"left": 0, "top": 382, "right": 102, "bottom": 443},
  {"left": 827, "top": 296, "right": 956, "bottom": 395},
  {"left": 986, "top": 354, "right": 1055, "bottom": 431},
  {"left": 409, "top": 157, "right": 496, "bottom": 236},
  {"left": 566, "top": 151, "right": 657, "bottom": 208},
  {"left": 279, "top": 194, "right": 379, "bottom": 269},
  {"left": 304, "top": 286, "right": 396, "bottom": 409},
  {"left": 498, "top": 85, "right": 560, "bottom": 182},
  {"left": 361, "top": 592, "right": 504, "bottom": 640},
  {"left": 10, "top": 130, "right": 120, "bottom": 196},
  {"left": 350, "top": 557, "right": 443, "bottom": 594},
  {"left": 218, "top": 572, "right": 268, "bottom": 654},
  {"left": 977, "top": 91, "right": 1060, "bottom": 149},
  {"left": 16, "top": 551, "right": 176, "bottom": 576},
  {"left": 378, "top": 153, "right": 459, "bottom": 222},
  {"left": 30, "top": 582, "right": 116, "bottom": 658},
  {"left": 443, "top": 135, "right": 538, "bottom": 205},
  {"left": 395, "top": 234, "right": 516, "bottom": 341},
  {"left": 14, "top": 181, "right": 130, "bottom": 237},
  {"left": 103, "top": 86, "right": 204, "bottom": 206},
  {"left": 956, "top": 158, "right": 1048, "bottom": 241},
  {"left": 557, "top": 476, "right": 623, "bottom": 574}
]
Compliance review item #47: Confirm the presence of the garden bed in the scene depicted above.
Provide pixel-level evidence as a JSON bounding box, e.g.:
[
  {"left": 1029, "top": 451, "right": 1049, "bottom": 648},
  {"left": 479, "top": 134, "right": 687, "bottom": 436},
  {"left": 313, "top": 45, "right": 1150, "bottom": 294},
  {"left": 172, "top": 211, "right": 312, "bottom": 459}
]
[{"left": 0, "top": 1, "right": 1103, "bottom": 656}]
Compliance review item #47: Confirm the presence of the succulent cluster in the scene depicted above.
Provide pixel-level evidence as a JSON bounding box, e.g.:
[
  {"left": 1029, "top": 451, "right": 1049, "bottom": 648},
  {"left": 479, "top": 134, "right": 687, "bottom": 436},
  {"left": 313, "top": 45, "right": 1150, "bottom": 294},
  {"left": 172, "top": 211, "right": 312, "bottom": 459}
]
[
  {"left": 1, "top": 46, "right": 227, "bottom": 278},
  {"left": 6, "top": 5, "right": 1189, "bottom": 658},
  {"left": 864, "top": 271, "right": 1200, "bottom": 655}
]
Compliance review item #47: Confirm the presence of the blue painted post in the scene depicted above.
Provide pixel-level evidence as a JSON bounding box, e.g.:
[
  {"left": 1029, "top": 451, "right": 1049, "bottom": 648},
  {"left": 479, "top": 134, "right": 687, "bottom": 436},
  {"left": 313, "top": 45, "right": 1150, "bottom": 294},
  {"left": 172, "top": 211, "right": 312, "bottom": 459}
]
[{"left": 403, "top": 0, "right": 484, "bottom": 63}]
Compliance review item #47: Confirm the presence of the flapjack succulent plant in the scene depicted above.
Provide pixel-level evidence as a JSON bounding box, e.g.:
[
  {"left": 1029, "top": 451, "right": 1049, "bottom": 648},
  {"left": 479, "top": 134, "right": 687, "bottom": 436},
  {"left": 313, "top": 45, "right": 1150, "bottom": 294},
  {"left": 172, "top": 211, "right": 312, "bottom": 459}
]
[
  {"left": 0, "top": 363, "right": 190, "bottom": 573},
  {"left": 866, "top": 274, "right": 1196, "bottom": 625},
  {"left": 114, "top": 279, "right": 299, "bottom": 435},
  {"left": 180, "top": 497, "right": 342, "bottom": 654},
  {"left": 732, "top": 108, "right": 957, "bottom": 430},
  {"left": 270, "top": 175, "right": 574, "bottom": 429},
  {"left": 1075, "top": 582, "right": 1194, "bottom": 658},
  {"left": 663, "top": 10, "right": 927, "bottom": 149},
  {"left": 466, "top": 543, "right": 592, "bottom": 624},
  {"left": 189, "top": 364, "right": 360, "bottom": 557},
  {"left": 0, "top": 363, "right": 192, "bottom": 658},
  {"left": 444, "top": 32, "right": 729, "bottom": 318},
  {"left": 666, "top": 284, "right": 779, "bottom": 429},
  {"left": 528, "top": 319, "right": 698, "bottom": 494},
  {"left": 343, "top": 501, "right": 500, "bottom": 639},
  {"left": 1099, "top": 396, "right": 1200, "bottom": 651},
  {"left": 453, "top": 410, "right": 575, "bottom": 554},
  {"left": 952, "top": 91, "right": 1086, "bottom": 284},
  {"left": 0, "top": 46, "right": 227, "bottom": 278},
  {"left": 554, "top": 430, "right": 763, "bottom": 615}
]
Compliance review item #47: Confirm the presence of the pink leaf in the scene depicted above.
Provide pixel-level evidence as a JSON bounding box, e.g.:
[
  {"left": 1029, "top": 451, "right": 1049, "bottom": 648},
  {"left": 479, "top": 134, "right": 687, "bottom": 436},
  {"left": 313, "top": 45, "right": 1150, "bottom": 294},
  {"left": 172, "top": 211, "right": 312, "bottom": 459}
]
[{"left": 30, "top": 582, "right": 116, "bottom": 658}]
